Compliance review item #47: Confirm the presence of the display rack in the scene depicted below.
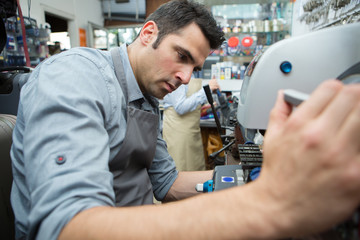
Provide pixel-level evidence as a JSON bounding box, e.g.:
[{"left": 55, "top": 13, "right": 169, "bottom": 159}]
[
  {"left": 299, "top": 0, "right": 360, "bottom": 30},
  {"left": 200, "top": 1, "right": 293, "bottom": 86}
]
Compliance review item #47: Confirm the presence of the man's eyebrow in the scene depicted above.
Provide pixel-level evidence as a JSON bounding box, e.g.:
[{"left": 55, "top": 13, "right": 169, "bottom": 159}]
[
  {"left": 176, "top": 46, "right": 203, "bottom": 71},
  {"left": 178, "top": 46, "right": 194, "bottom": 62}
]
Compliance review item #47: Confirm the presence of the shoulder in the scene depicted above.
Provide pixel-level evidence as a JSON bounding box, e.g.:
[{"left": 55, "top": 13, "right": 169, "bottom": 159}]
[
  {"left": 23, "top": 47, "right": 117, "bottom": 103},
  {"left": 44, "top": 47, "right": 112, "bottom": 69}
]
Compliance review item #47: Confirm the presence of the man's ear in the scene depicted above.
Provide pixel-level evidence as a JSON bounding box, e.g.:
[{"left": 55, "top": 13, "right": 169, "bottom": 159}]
[{"left": 139, "top": 21, "right": 158, "bottom": 46}]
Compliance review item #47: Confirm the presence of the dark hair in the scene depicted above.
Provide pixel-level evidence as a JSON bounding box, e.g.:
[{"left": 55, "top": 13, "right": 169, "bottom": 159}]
[{"left": 145, "top": 0, "right": 225, "bottom": 50}]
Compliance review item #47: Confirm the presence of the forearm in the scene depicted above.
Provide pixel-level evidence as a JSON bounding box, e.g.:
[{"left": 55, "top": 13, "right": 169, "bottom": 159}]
[
  {"left": 173, "top": 89, "right": 206, "bottom": 115},
  {"left": 59, "top": 181, "right": 281, "bottom": 240},
  {"left": 163, "top": 170, "right": 213, "bottom": 202}
]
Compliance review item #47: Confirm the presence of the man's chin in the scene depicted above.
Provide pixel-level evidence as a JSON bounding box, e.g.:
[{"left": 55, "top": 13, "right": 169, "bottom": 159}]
[
  {"left": 153, "top": 90, "right": 168, "bottom": 100},
  {"left": 158, "top": 93, "right": 168, "bottom": 99}
]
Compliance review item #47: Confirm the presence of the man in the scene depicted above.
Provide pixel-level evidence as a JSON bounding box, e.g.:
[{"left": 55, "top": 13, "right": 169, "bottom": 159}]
[
  {"left": 162, "top": 78, "right": 220, "bottom": 171},
  {"left": 10, "top": 1, "right": 360, "bottom": 240}
]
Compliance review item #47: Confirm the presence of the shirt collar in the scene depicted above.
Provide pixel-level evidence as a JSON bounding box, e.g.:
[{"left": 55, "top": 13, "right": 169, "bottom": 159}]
[
  {"left": 118, "top": 44, "right": 159, "bottom": 109},
  {"left": 118, "top": 44, "right": 144, "bottom": 103}
]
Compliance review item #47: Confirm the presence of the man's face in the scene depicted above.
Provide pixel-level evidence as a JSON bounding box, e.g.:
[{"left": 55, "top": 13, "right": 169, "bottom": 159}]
[{"left": 138, "top": 22, "right": 211, "bottom": 99}]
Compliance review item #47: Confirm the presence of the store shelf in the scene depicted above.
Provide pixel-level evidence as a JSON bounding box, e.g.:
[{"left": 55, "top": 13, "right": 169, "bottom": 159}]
[
  {"left": 208, "top": 1, "right": 293, "bottom": 59},
  {"left": 196, "top": 0, "right": 291, "bottom": 6},
  {"left": 202, "top": 79, "right": 243, "bottom": 92},
  {"left": 225, "top": 30, "right": 289, "bottom": 36},
  {"left": 200, "top": 1, "right": 293, "bottom": 90}
]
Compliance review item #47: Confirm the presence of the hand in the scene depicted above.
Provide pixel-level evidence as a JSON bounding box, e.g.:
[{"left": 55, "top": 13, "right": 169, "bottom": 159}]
[
  {"left": 258, "top": 80, "right": 360, "bottom": 237},
  {"left": 209, "top": 78, "right": 220, "bottom": 92}
]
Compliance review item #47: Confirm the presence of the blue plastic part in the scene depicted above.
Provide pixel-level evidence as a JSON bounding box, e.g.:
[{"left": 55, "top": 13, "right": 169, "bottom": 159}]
[
  {"left": 222, "top": 176, "right": 234, "bottom": 183},
  {"left": 250, "top": 167, "right": 261, "bottom": 181},
  {"left": 203, "top": 179, "right": 214, "bottom": 192},
  {"left": 280, "top": 61, "right": 292, "bottom": 74}
]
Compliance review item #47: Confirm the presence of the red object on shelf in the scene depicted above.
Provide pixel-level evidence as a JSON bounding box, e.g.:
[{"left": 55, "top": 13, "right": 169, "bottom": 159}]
[
  {"left": 228, "top": 36, "right": 239, "bottom": 47},
  {"left": 16, "top": 0, "right": 30, "bottom": 67},
  {"left": 241, "top": 36, "right": 254, "bottom": 47}
]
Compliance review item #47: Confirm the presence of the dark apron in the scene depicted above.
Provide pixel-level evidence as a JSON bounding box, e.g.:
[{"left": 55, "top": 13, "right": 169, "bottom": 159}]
[{"left": 109, "top": 48, "right": 158, "bottom": 206}]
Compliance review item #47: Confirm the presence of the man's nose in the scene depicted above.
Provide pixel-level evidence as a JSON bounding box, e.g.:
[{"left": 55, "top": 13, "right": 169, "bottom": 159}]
[{"left": 175, "top": 67, "right": 193, "bottom": 84}]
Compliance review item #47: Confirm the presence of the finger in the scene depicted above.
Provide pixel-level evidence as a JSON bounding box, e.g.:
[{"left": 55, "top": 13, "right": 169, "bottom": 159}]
[
  {"left": 318, "top": 84, "right": 360, "bottom": 131},
  {"left": 292, "top": 80, "right": 343, "bottom": 121},
  {"left": 338, "top": 100, "right": 360, "bottom": 151},
  {"left": 266, "top": 90, "right": 292, "bottom": 133}
]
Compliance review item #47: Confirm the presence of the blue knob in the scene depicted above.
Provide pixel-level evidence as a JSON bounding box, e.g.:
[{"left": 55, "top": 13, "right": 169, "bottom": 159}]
[{"left": 280, "top": 61, "right": 292, "bottom": 74}]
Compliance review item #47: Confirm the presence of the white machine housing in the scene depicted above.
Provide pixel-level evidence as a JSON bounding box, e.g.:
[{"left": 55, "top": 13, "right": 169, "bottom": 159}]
[{"left": 237, "top": 22, "right": 360, "bottom": 130}]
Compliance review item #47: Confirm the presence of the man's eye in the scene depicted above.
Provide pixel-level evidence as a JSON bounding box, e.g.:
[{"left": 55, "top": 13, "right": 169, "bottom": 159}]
[{"left": 178, "top": 52, "right": 186, "bottom": 60}]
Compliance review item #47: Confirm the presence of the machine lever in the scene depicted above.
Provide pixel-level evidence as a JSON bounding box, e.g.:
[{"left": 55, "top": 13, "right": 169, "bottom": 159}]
[
  {"left": 203, "top": 84, "right": 224, "bottom": 143},
  {"left": 209, "top": 139, "right": 236, "bottom": 160}
]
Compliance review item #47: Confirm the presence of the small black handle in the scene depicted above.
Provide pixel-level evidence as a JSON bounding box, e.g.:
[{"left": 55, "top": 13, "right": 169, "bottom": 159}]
[
  {"left": 203, "top": 84, "right": 224, "bottom": 144},
  {"left": 337, "top": 61, "right": 360, "bottom": 83}
]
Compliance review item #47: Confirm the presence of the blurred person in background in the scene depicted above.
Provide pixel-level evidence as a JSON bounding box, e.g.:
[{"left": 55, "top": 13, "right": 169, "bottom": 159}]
[{"left": 162, "top": 77, "right": 220, "bottom": 171}]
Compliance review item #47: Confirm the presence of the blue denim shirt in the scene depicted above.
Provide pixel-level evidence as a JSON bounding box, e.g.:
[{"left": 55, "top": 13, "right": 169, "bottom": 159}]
[{"left": 10, "top": 44, "right": 178, "bottom": 240}]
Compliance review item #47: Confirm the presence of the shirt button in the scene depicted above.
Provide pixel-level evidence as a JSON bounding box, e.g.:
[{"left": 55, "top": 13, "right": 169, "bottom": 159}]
[{"left": 56, "top": 155, "right": 66, "bottom": 165}]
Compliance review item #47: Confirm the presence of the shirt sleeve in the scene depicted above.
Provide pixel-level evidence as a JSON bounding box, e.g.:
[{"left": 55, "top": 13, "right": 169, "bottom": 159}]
[
  {"left": 148, "top": 111, "right": 178, "bottom": 201},
  {"left": 162, "top": 84, "right": 207, "bottom": 115},
  {"left": 21, "top": 52, "right": 116, "bottom": 240}
]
